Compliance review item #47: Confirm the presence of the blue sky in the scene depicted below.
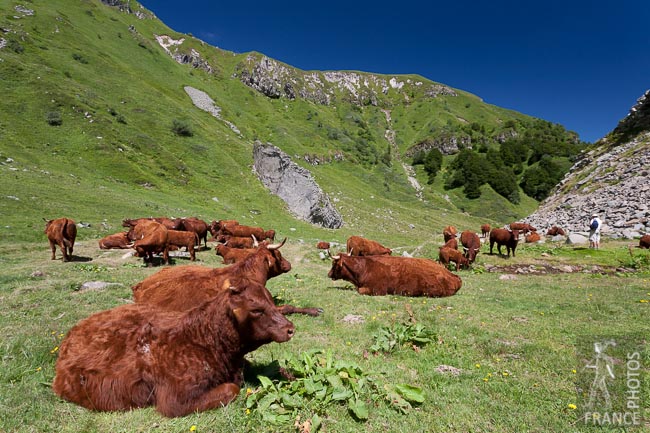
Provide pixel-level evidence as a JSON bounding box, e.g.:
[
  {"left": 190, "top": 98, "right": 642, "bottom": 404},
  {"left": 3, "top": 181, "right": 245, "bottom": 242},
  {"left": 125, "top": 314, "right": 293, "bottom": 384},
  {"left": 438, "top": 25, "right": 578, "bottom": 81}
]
[{"left": 139, "top": 0, "right": 649, "bottom": 143}]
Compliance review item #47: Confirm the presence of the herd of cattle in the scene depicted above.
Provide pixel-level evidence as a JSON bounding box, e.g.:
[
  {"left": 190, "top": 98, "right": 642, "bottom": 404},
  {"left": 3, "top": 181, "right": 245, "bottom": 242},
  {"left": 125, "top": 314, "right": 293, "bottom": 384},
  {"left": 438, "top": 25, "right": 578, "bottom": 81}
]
[{"left": 43, "top": 216, "right": 650, "bottom": 417}]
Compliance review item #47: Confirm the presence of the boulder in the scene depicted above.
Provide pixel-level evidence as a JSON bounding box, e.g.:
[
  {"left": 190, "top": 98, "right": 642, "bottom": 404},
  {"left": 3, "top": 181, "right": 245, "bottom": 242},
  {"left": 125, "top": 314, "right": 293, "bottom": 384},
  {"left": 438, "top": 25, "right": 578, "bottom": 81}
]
[
  {"left": 566, "top": 233, "right": 589, "bottom": 245},
  {"left": 253, "top": 141, "right": 344, "bottom": 229}
]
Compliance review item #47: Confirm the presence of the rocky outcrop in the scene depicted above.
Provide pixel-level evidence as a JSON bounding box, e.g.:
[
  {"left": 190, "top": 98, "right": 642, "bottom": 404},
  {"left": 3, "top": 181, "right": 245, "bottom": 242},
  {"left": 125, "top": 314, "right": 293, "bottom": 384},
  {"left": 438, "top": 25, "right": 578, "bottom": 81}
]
[
  {"left": 405, "top": 135, "right": 472, "bottom": 157},
  {"left": 155, "top": 35, "right": 213, "bottom": 74},
  {"left": 252, "top": 142, "right": 344, "bottom": 229},
  {"left": 524, "top": 90, "right": 650, "bottom": 239},
  {"left": 234, "top": 54, "right": 457, "bottom": 107}
]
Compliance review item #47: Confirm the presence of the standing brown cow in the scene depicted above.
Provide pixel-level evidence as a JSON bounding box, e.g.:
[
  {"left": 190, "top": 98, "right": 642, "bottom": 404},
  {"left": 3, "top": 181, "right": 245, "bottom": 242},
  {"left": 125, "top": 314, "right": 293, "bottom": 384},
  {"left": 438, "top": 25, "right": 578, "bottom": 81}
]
[
  {"left": 509, "top": 222, "right": 536, "bottom": 234},
  {"left": 173, "top": 217, "right": 209, "bottom": 249},
  {"left": 127, "top": 220, "right": 169, "bottom": 265},
  {"left": 460, "top": 230, "right": 481, "bottom": 263},
  {"left": 489, "top": 228, "right": 520, "bottom": 257},
  {"left": 438, "top": 246, "right": 469, "bottom": 271},
  {"left": 443, "top": 226, "right": 458, "bottom": 242},
  {"left": 328, "top": 254, "right": 461, "bottom": 297},
  {"left": 167, "top": 230, "right": 198, "bottom": 261},
  {"left": 52, "top": 280, "right": 294, "bottom": 417},
  {"left": 44, "top": 218, "right": 77, "bottom": 262},
  {"left": 480, "top": 224, "right": 491, "bottom": 238}
]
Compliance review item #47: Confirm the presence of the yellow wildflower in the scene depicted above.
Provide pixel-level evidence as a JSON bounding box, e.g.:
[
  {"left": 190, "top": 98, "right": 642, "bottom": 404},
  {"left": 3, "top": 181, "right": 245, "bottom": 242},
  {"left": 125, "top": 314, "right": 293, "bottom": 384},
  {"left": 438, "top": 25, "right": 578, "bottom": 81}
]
[
  {"left": 50, "top": 346, "right": 59, "bottom": 354},
  {"left": 571, "top": 369, "right": 577, "bottom": 374},
  {"left": 475, "top": 363, "right": 481, "bottom": 368},
  {"left": 189, "top": 425, "right": 197, "bottom": 432},
  {"left": 567, "top": 404, "right": 577, "bottom": 410}
]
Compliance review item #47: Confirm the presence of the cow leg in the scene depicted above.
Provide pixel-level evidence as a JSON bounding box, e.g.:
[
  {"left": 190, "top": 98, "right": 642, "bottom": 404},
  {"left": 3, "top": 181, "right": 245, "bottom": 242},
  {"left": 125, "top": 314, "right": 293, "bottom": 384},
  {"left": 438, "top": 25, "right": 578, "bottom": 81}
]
[
  {"left": 489, "top": 241, "right": 494, "bottom": 255},
  {"left": 189, "top": 245, "right": 196, "bottom": 261},
  {"left": 155, "top": 382, "right": 240, "bottom": 417},
  {"left": 59, "top": 242, "right": 70, "bottom": 262},
  {"left": 49, "top": 240, "right": 57, "bottom": 260}
]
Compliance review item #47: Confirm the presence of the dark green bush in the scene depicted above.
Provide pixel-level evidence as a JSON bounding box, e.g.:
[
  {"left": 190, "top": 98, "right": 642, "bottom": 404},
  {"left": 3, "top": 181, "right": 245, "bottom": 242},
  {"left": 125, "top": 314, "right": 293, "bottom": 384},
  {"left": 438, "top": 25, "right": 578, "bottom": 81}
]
[
  {"left": 46, "top": 111, "right": 62, "bottom": 126},
  {"left": 171, "top": 119, "right": 193, "bottom": 137}
]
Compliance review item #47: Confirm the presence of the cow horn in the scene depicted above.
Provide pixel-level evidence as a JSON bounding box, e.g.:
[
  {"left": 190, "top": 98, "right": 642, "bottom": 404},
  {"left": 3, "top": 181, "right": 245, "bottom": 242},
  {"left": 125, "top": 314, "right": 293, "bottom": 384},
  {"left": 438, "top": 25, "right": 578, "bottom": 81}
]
[
  {"left": 327, "top": 249, "right": 341, "bottom": 260},
  {"left": 251, "top": 234, "right": 259, "bottom": 248},
  {"left": 267, "top": 237, "right": 287, "bottom": 250}
]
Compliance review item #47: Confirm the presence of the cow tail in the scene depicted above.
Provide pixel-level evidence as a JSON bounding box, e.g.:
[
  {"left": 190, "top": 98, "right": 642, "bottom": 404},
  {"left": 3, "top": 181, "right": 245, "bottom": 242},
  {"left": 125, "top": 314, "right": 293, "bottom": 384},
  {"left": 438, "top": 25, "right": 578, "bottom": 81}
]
[{"left": 62, "top": 219, "right": 73, "bottom": 248}]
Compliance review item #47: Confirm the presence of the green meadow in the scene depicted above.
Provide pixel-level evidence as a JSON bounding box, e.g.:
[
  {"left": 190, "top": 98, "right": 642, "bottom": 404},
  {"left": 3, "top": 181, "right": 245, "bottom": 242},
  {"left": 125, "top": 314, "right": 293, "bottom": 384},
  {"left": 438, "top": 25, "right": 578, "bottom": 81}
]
[{"left": 1, "top": 233, "right": 648, "bottom": 432}]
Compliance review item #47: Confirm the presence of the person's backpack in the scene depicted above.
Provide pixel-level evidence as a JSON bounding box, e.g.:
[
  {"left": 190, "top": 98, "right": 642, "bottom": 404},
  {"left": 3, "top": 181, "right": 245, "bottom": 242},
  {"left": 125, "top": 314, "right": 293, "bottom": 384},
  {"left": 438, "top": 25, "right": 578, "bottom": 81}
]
[{"left": 590, "top": 219, "right": 599, "bottom": 230}]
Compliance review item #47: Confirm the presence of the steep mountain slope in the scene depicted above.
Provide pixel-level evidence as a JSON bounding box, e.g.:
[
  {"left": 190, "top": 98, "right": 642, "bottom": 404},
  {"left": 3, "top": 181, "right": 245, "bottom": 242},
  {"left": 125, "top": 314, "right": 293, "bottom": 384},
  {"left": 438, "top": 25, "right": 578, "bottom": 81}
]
[
  {"left": 0, "top": 0, "right": 582, "bottom": 243},
  {"left": 525, "top": 91, "right": 650, "bottom": 238}
]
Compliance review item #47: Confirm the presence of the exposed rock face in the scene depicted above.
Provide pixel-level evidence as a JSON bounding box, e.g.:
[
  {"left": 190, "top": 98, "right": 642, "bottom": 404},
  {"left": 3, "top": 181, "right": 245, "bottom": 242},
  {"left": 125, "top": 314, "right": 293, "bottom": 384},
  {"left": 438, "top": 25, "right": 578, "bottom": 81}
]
[
  {"left": 234, "top": 54, "right": 456, "bottom": 107},
  {"left": 524, "top": 90, "right": 650, "bottom": 239},
  {"left": 405, "top": 135, "right": 473, "bottom": 157},
  {"left": 155, "top": 35, "right": 213, "bottom": 74},
  {"left": 253, "top": 142, "right": 343, "bottom": 229}
]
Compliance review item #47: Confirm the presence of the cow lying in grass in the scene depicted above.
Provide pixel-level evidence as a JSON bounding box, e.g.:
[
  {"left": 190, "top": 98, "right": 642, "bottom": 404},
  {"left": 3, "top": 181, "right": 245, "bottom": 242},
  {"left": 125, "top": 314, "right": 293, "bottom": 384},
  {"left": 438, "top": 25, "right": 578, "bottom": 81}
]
[
  {"left": 328, "top": 253, "right": 461, "bottom": 297},
  {"left": 52, "top": 280, "right": 294, "bottom": 417},
  {"left": 133, "top": 239, "right": 322, "bottom": 317}
]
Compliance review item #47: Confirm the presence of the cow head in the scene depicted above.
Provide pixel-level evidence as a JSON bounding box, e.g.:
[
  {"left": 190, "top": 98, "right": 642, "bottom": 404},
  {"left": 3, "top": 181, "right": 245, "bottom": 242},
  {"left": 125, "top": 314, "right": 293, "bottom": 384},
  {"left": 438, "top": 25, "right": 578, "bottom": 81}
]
[
  {"left": 227, "top": 281, "right": 295, "bottom": 350},
  {"left": 511, "top": 229, "right": 520, "bottom": 241},
  {"left": 261, "top": 238, "right": 291, "bottom": 276}
]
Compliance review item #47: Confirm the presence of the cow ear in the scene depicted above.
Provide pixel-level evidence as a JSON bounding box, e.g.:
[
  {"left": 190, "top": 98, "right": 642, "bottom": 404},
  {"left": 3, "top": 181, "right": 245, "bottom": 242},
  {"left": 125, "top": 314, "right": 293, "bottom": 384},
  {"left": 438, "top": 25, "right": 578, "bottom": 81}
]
[{"left": 223, "top": 279, "right": 242, "bottom": 295}]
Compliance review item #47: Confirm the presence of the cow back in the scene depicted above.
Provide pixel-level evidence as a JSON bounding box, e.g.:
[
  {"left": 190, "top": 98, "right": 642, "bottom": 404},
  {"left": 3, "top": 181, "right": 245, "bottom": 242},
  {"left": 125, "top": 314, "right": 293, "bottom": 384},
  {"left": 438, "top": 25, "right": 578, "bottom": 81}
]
[{"left": 328, "top": 255, "right": 461, "bottom": 297}]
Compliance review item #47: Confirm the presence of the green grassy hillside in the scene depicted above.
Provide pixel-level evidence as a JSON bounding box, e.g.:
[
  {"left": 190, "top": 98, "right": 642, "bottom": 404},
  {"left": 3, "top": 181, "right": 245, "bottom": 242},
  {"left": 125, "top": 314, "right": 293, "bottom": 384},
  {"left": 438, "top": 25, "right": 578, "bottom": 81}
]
[{"left": 1, "top": 0, "right": 580, "bottom": 245}]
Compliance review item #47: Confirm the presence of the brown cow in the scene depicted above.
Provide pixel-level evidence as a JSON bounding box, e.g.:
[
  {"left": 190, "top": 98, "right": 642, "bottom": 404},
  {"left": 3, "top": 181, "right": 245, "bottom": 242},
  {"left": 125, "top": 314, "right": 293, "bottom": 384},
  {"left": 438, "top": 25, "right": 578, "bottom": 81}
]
[
  {"left": 460, "top": 230, "right": 481, "bottom": 263},
  {"left": 122, "top": 217, "right": 179, "bottom": 230},
  {"left": 443, "top": 226, "right": 458, "bottom": 242},
  {"left": 98, "top": 232, "right": 132, "bottom": 250},
  {"left": 639, "top": 234, "right": 650, "bottom": 249},
  {"left": 221, "top": 223, "right": 273, "bottom": 241},
  {"left": 167, "top": 230, "right": 198, "bottom": 261},
  {"left": 127, "top": 220, "right": 169, "bottom": 265},
  {"left": 44, "top": 218, "right": 77, "bottom": 262},
  {"left": 546, "top": 226, "right": 566, "bottom": 236},
  {"left": 442, "top": 237, "right": 458, "bottom": 250},
  {"left": 215, "top": 243, "right": 257, "bottom": 264},
  {"left": 316, "top": 241, "right": 331, "bottom": 250},
  {"left": 52, "top": 280, "right": 294, "bottom": 417},
  {"left": 216, "top": 234, "right": 257, "bottom": 249},
  {"left": 208, "top": 219, "right": 239, "bottom": 238},
  {"left": 327, "top": 254, "right": 461, "bottom": 297},
  {"left": 489, "top": 228, "right": 520, "bottom": 257},
  {"left": 525, "top": 232, "right": 541, "bottom": 243},
  {"left": 480, "top": 224, "right": 491, "bottom": 238},
  {"left": 133, "top": 239, "right": 322, "bottom": 317},
  {"left": 346, "top": 236, "right": 392, "bottom": 256},
  {"left": 174, "top": 217, "right": 209, "bottom": 249},
  {"left": 509, "top": 222, "right": 536, "bottom": 234},
  {"left": 438, "top": 246, "right": 469, "bottom": 271}
]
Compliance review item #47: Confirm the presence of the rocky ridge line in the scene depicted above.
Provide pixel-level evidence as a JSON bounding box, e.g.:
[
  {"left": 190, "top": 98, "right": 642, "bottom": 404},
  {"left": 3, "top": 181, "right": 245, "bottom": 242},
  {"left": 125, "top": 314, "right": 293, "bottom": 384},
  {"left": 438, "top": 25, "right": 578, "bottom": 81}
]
[{"left": 524, "top": 91, "right": 650, "bottom": 239}]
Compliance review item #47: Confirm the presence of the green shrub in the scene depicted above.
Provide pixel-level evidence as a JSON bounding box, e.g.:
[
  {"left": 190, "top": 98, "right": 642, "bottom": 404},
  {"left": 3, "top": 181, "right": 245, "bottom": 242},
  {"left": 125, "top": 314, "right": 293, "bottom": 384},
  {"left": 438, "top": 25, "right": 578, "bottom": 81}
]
[
  {"left": 171, "top": 118, "right": 193, "bottom": 136},
  {"left": 46, "top": 111, "right": 62, "bottom": 126}
]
